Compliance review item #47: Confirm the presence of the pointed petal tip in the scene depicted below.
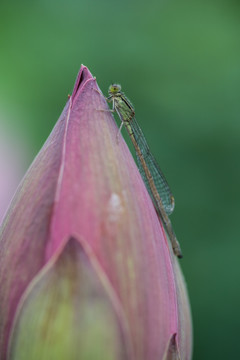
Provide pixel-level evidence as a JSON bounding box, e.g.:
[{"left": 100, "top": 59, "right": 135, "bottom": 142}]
[
  {"left": 163, "top": 333, "right": 181, "bottom": 360},
  {"left": 72, "top": 65, "right": 96, "bottom": 103}
]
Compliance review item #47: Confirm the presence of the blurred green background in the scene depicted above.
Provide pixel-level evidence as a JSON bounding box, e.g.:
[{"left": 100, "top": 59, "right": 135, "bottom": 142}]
[{"left": 1, "top": 0, "right": 239, "bottom": 358}]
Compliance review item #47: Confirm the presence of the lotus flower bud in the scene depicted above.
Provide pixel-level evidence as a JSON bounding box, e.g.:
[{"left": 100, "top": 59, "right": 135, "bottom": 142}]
[{"left": 0, "top": 66, "right": 192, "bottom": 359}]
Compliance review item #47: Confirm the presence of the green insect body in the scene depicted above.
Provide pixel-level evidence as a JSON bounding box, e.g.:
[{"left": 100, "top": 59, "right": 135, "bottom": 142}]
[{"left": 107, "top": 84, "right": 182, "bottom": 258}]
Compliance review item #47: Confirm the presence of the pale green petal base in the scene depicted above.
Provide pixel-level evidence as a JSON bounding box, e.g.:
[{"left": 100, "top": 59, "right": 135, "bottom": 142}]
[{"left": 8, "top": 238, "right": 127, "bottom": 360}]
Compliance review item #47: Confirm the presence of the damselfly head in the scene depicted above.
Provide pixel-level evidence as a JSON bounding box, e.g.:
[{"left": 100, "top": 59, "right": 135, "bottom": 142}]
[{"left": 108, "top": 84, "right": 121, "bottom": 95}]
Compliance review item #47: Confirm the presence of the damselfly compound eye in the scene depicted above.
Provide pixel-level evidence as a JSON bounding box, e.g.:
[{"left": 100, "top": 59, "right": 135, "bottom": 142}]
[{"left": 108, "top": 84, "right": 121, "bottom": 94}]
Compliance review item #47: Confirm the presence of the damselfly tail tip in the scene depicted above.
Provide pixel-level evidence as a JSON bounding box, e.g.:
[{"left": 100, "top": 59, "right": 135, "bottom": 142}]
[{"left": 173, "top": 242, "right": 183, "bottom": 259}]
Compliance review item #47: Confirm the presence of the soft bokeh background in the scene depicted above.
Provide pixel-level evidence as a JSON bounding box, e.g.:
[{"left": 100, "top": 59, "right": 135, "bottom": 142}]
[{"left": 0, "top": 0, "right": 239, "bottom": 358}]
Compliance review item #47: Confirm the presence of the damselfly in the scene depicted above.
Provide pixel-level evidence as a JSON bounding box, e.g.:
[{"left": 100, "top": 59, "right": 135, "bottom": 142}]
[{"left": 107, "top": 84, "right": 182, "bottom": 258}]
